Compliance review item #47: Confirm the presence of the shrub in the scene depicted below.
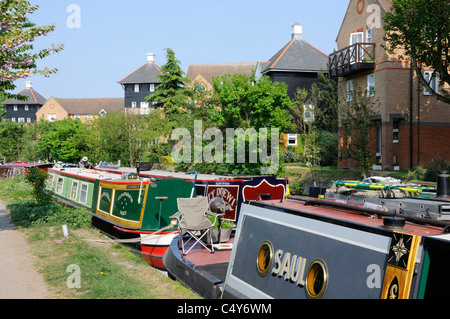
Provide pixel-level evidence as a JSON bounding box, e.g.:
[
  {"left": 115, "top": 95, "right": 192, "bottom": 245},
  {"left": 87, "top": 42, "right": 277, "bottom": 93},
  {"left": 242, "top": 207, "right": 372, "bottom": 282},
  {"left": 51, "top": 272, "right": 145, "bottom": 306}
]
[
  {"left": 24, "top": 167, "right": 51, "bottom": 205},
  {"left": 317, "top": 130, "right": 338, "bottom": 166},
  {"left": 8, "top": 199, "right": 91, "bottom": 229},
  {"left": 283, "top": 149, "right": 301, "bottom": 163}
]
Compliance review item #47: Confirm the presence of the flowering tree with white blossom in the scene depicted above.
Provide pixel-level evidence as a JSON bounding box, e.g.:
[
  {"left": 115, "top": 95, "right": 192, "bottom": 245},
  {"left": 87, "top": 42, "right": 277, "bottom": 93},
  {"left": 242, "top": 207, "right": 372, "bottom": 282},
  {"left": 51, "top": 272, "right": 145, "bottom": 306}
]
[{"left": 1, "top": 0, "right": 63, "bottom": 101}]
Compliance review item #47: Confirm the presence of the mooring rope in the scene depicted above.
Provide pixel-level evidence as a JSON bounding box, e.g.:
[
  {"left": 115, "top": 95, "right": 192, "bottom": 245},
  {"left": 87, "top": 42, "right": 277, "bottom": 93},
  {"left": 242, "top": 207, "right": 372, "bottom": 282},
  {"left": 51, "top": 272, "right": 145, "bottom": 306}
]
[{"left": 59, "top": 224, "right": 177, "bottom": 244}]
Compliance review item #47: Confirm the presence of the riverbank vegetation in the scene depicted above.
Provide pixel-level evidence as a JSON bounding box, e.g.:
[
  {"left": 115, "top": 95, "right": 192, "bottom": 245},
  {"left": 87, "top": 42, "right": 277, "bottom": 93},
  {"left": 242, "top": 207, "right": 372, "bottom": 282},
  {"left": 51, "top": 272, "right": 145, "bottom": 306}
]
[{"left": 0, "top": 172, "right": 198, "bottom": 299}]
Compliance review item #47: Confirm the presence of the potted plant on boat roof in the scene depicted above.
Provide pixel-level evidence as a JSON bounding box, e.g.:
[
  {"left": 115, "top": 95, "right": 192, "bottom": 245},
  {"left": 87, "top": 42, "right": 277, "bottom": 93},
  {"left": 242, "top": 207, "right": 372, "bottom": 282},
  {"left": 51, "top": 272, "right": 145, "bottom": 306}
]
[{"left": 208, "top": 215, "right": 235, "bottom": 243}]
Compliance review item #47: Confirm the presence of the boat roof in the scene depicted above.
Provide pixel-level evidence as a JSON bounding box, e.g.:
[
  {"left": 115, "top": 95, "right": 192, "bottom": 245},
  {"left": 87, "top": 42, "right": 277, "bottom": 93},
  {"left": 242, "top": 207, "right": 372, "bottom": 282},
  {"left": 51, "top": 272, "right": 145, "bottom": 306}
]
[
  {"left": 97, "top": 166, "right": 262, "bottom": 182},
  {"left": 262, "top": 199, "right": 445, "bottom": 238},
  {"left": 0, "top": 162, "right": 53, "bottom": 168},
  {"left": 49, "top": 167, "right": 147, "bottom": 183}
]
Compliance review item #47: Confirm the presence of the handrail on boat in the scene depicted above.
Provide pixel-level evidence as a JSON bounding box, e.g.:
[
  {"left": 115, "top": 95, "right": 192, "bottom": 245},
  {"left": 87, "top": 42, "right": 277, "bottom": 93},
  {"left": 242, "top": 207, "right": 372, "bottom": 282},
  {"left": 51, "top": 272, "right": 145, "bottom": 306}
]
[{"left": 286, "top": 195, "right": 450, "bottom": 230}]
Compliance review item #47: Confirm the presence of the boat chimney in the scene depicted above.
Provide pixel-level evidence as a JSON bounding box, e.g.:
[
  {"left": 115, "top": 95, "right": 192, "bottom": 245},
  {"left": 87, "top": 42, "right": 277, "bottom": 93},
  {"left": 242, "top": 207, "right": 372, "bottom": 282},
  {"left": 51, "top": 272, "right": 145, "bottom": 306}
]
[
  {"left": 147, "top": 52, "right": 155, "bottom": 63},
  {"left": 291, "top": 22, "right": 302, "bottom": 40},
  {"left": 437, "top": 170, "right": 450, "bottom": 198},
  {"left": 383, "top": 210, "right": 406, "bottom": 230}
]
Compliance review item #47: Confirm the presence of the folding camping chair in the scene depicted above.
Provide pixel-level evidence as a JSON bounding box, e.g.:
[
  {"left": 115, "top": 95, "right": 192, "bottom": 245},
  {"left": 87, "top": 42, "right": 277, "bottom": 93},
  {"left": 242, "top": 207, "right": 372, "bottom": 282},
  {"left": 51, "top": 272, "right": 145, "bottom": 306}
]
[{"left": 171, "top": 197, "right": 221, "bottom": 255}]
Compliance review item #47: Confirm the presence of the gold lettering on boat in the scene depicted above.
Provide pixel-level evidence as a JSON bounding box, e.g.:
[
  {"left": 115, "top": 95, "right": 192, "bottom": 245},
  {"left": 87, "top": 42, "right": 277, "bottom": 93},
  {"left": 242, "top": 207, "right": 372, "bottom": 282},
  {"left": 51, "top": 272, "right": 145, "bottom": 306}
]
[{"left": 262, "top": 245, "right": 328, "bottom": 298}]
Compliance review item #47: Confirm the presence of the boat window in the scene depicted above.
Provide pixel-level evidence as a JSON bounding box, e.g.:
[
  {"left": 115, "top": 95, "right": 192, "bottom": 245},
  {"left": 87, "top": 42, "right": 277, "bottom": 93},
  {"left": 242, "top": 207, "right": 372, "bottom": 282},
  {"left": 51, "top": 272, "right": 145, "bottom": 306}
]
[
  {"left": 305, "top": 259, "right": 328, "bottom": 299},
  {"left": 70, "top": 181, "right": 78, "bottom": 200},
  {"left": 256, "top": 241, "right": 274, "bottom": 277},
  {"left": 56, "top": 177, "right": 64, "bottom": 194},
  {"left": 80, "top": 183, "right": 88, "bottom": 204},
  {"left": 46, "top": 175, "right": 54, "bottom": 190}
]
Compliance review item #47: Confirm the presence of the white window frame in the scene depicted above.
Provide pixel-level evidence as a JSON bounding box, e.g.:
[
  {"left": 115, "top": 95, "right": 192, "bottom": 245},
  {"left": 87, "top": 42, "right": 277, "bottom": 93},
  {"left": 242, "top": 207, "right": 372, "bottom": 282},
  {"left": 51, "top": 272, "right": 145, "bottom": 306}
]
[
  {"left": 140, "top": 102, "right": 149, "bottom": 115},
  {"left": 13, "top": 105, "right": 17, "bottom": 111},
  {"left": 423, "top": 71, "right": 439, "bottom": 95},
  {"left": 17, "top": 117, "right": 25, "bottom": 123},
  {"left": 48, "top": 114, "right": 56, "bottom": 122},
  {"left": 46, "top": 174, "right": 54, "bottom": 190},
  {"left": 79, "top": 183, "right": 88, "bottom": 204},
  {"left": 366, "top": 28, "right": 373, "bottom": 43},
  {"left": 376, "top": 124, "right": 382, "bottom": 157},
  {"left": 70, "top": 180, "right": 79, "bottom": 200},
  {"left": 367, "top": 74, "right": 375, "bottom": 97},
  {"left": 346, "top": 80, "right": 354, "bottom": 102},
  {"left": 350, "top": 32, "right": 364, "bottom": 63},
  {"left": 56, "top": 177, "right": 64, "bottom": 194},
  {"left": 24, "top": 105, "right": 29, "bottom": 111},
  {"left": 131, "top": 101, "right": 137, "bottom": 109},
  {"left": 134, "top": 84, "right": 140, "bottom": 92},
  {"left": 149, "top": 84, "right": 155, "bottom": 92},
  {"left": 26, "top": 118, "right": 31, "bottom": 123},
  {"left": 393, "top": 119, "right": 399, "bottom": 144},
  {"left": 287, "top": 134, "right": 298, "bottom": 146}
]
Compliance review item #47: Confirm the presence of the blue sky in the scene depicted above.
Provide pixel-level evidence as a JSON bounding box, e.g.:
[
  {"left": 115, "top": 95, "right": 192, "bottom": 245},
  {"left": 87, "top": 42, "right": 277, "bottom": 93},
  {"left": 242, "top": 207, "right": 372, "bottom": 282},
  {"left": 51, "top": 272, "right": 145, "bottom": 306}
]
[{"left": 13, "top": 0, "right": 349, "bottom": 99}]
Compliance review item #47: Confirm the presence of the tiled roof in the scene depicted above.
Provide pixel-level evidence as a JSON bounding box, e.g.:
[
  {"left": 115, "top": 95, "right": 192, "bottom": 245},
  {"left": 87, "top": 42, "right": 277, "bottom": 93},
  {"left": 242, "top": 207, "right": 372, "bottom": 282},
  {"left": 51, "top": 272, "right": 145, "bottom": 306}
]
[
  {"left": 261, "top": 38, "right": 328, "bottom": 74},
  {"left": 2, "top": 88, "right": 46, "bottom": 105},
  {"left": 118, "top": 62, "right": 163, "bottom": 84},
  {"left": 53, "top": 97, "right": 124, "bottom": 115},
  {"left": 186, "top": 62, "right": 258, "bottom": 84}
]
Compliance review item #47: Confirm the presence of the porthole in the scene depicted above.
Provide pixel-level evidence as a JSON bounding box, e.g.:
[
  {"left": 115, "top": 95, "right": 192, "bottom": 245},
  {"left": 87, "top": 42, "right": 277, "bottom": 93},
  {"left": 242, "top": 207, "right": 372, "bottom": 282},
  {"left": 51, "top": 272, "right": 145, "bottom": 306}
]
[
  {"left": 305, "top": 259, "right": 328, "bottom": 299},
  {"left": 256, "top": 241, "right": 273, "bottom": 277}
]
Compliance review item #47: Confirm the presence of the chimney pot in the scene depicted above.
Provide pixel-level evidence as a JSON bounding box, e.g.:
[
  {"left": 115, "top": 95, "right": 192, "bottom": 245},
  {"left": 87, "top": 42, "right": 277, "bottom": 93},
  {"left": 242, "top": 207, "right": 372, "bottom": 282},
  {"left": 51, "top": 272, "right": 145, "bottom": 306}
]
[
  {"left": 291, "top": 23, "right": 302, "bottom": 40},
  {"left": 147, "top": 52, "right": 155, "bottom": 63},
  {"left": 26, "top": 80, "right": 32, "bottom": 88}
]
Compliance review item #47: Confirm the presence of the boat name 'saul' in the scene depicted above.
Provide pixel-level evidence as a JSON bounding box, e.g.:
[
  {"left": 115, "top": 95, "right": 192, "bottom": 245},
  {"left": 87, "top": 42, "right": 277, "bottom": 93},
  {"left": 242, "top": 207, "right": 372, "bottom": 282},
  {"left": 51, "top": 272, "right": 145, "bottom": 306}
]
[{"left": 272, "top": 249, "right": 309, "bottom": 287}]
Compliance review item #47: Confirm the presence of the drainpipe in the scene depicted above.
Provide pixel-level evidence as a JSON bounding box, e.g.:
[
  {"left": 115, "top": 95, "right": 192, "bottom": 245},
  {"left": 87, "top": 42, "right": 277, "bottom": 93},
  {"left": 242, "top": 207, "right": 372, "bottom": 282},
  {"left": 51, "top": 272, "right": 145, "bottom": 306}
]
[
  {"left": 409, "top": 62, "right": 414, "bottom": 169},
  {"left": 417, "top": 75, "right": 421, "bottom": 166}
]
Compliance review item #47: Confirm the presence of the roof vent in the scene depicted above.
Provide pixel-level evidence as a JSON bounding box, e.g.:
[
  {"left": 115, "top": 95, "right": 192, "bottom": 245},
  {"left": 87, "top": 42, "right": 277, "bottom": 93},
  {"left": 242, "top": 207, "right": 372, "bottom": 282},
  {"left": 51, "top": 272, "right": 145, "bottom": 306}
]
[
  {"left": 147, "top": 52, "right": 155, "bottom": 63},
  {"left": 291, "top": 22, "right": 302, "bottom": 40}
]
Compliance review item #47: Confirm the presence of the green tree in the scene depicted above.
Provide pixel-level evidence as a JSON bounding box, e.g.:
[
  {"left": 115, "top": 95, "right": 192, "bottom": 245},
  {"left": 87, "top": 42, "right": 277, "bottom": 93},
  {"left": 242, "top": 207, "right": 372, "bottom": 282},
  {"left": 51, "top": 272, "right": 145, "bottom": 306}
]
[
  {"left": 86, "top": 110, "right": 174, "bottom": 168},
  {"left": 175, "top": 74, "right": 294, "bottom": 175},
  {"left": 86, "top": 111, "right": 132, "bottom": 166},
  {"left": 0, "top": 120, "right": 25, "bottom": 161},
  {"left": 311, "top": 71, "right": 338, "bottom": 133},
  {"left": 212, "top": 74, "right": 294, "bottom": 132},
  {"left": 146, "top": 48, "right": 193, "bottom": 114},
  {"left": 18, "top": 121, "right": 39, "bottom": 161},
  {"left": 35, "top": 118, "right": 87, "bottom": 163},
  {"left": 24, "top": 166, "right": 51, "bottom": 205},
  {"left": 0, "top": 0, "right": 63, "bottom": 100},
  {"left": 383, "top": 0, "right": 450, "bottom": 104},
  {"left": 340, "top": 85, "right": 380, "bottom": 176}
]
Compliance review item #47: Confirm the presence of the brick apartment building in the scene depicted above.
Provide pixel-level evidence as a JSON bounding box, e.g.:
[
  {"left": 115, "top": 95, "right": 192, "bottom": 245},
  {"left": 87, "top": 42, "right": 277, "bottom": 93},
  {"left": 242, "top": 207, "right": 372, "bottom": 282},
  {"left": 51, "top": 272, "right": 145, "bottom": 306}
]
[{"left": 330, "top": 0, "right": 450, "bottom": 170}]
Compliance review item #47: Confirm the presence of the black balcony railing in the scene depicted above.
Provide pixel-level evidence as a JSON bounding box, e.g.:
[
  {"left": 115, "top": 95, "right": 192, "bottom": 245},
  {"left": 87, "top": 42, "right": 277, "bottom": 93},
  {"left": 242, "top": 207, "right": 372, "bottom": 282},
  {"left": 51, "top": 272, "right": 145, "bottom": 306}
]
[{"left": 329, "top": 43, "right": 376, "bottom": 77}]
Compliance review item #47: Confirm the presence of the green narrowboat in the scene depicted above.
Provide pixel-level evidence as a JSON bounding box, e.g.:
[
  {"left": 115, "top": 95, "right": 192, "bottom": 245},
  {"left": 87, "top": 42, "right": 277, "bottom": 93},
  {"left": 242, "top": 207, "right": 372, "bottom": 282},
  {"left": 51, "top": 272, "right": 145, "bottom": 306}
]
[{"left": 47, "top": 166, "right": 193, "bottom": 269}]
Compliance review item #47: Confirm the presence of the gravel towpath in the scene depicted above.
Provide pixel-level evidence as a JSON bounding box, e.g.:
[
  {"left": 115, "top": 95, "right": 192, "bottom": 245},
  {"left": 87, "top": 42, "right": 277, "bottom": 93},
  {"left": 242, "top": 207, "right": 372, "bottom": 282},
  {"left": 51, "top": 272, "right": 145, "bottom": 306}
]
[{"left": 0, "top": 200, "right": 51, "bottom": 299}]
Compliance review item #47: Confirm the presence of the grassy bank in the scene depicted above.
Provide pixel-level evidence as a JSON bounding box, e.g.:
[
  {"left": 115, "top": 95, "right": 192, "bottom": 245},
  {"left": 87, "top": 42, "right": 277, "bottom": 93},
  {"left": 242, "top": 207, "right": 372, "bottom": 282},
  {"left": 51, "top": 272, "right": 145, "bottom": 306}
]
[{"left": 0, "top": 175, "right": 198, "bottom": 299}]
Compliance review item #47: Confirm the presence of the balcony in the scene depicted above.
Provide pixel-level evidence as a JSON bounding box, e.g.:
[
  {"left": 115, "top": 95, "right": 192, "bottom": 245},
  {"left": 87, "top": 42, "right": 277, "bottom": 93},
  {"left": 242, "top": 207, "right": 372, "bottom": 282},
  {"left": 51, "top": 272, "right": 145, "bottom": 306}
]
[{"left": 329, "top": 43, "right": 376, "bottom": 77}]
